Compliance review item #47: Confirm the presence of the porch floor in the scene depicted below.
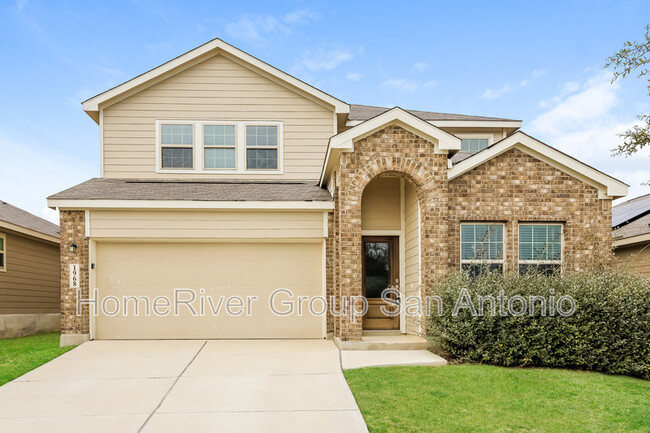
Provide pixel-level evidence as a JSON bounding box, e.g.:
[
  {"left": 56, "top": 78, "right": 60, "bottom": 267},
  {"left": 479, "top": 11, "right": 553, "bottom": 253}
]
[
  {"left": 333, "top": 331, "right": 429, "bottom": 351},
  {"left": 336, "top": 331, "right": 447, "bottom": 369}
]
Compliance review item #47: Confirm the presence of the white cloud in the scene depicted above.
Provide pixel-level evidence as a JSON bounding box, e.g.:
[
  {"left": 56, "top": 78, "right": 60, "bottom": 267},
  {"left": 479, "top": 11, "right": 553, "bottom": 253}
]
[
  {"left": 298, "top": 47, "right": 354, "bottom": 71},
  {"left": 412, "top": 62, "right": 428, "bottom": 73},
  {"left": 482, "top": 84, "right": 514, "bottom": 100},
  {"left": 224, "top": 9, "right": 318, "bottom": 45},
  {"left": 381, "top": 78, "right": 437, "bottom": 92},
  {"left": 482, "top": 68, "right": 546, "bottom": 100},
  {"left": 347, "top": 72, "right": 363, "bottom": 82},
  {"left": 528, "top": 70, "right": 650, "bottom": 199},
  {"left": 282, "top": 9, "right": 320, "bottom": 24},
  {"left": 529, "top": 71, "right": 619, "bottom": 137},
  {"left": 0, "top": 130, "right": 96, "bottom": 224}
]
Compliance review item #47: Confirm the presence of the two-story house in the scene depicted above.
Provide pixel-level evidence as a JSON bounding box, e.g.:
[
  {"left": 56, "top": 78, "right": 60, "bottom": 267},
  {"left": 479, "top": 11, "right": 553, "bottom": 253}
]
[{"left": 48, "top": 39, "right": 628, "bottom": 347}]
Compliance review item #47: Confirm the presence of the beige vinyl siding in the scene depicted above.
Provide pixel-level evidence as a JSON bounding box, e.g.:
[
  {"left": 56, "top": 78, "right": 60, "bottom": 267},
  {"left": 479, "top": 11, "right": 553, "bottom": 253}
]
[
  {"left": 403, "top": 182, "right": 420, "bottom": 335},
  {"left": 0, "top": 231, "right": 60, "bottom": 314},
  {"left": 615, "top": 243, "right": 650, "bottom": 277},
  {"left": 89, "top": 210, "right": 326, "bottom": 239},
  {"left": 361, "top": 177, "right": 401, "bottom": 230},
  {"left": 95, "top": 242, "right": 324, "bottom": 339},
  {"left": 102, "top": 53, "right": 335, "bottom": 180}
]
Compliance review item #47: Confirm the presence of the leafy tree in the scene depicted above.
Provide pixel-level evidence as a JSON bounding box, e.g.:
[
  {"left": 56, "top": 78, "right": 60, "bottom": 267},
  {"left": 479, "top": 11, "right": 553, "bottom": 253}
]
[{"left": 605, "top": 24, "right": 650, "bottom": 160}]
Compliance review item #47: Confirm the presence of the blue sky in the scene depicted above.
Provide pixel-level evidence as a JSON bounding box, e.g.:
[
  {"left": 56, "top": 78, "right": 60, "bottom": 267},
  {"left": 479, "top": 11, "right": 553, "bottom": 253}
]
[{"left": 1, "top": 0, "right": 649, "bottom": 223}]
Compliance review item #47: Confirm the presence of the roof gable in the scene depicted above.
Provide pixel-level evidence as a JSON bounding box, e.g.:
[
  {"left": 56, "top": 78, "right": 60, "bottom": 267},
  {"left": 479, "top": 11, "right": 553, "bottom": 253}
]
[
  {"left": 82, "top": 38, "right": 349, "bottom": 122},
  {"left": 448, "top": 131, "right": 628, "bottom": 199},
  {"left": 320, "top": 107, "right": 461, "bottom": 185},
  {"left": 331, "top": 107, "right": 461, "bottom": 150}
]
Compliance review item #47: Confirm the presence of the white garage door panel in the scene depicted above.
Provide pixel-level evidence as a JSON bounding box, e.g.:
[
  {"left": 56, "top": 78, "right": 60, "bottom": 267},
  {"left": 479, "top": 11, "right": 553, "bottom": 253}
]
[{"left": 95, "top": 242, "right": 324, "bottom": 339}]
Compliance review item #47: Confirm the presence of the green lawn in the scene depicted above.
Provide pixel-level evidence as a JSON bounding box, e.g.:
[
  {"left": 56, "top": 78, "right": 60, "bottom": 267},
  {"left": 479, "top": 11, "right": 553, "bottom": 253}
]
[
  {"left": 0, "top": 333, "right": 75, "bottom": 386},
  {"left": 344, "top": 365, "right": 650, "bottom": 433}
]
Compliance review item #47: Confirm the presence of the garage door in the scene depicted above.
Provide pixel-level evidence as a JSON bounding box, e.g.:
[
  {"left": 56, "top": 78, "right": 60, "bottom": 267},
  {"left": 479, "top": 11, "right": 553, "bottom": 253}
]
[{"left": 94, "top": 242, "right": 324, "bottom": 339}]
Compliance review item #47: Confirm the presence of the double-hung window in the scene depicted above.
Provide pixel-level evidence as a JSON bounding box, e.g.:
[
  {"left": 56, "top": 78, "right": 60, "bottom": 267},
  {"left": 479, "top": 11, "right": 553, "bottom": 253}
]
[
  {"left": 161, "top": 124, "right": 194, "bottom": 169},
  {"left": 518, "top": 224, "right": 562, "bottom": 275},
  {"left": 246, "top": 125, "right": 278, "bottom": 170},
  {"left": 0, "top": 233, "right": 5, "bottom": 271},
  {"left": 460, "top": 138, "right": 490, "bottom": 153},
  {"left": 204, "top": 124, "right": 236, "bottom": 169},
  {"left": 460, "top": 223, "right": 504, "bottom": 276},
  {"left": 158, "top": 121, "right": 282, "bottom": 173}
]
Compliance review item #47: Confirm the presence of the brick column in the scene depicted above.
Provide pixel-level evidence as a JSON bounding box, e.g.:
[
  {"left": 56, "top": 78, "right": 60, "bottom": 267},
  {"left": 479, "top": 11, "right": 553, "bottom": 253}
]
[{"left": 59, "top": 210, "right": 90, "bottom": 346}]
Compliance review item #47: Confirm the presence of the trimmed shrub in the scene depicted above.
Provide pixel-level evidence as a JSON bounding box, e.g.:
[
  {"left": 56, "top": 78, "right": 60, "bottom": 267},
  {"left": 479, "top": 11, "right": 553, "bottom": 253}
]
[{"left": 428, "top": 269, "right": 650, "bottom": 379}]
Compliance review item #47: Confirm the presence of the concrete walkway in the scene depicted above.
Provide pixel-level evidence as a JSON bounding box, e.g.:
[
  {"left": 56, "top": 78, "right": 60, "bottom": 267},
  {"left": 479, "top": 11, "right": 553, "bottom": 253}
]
[
  {"left": 0, "top": 340, "right": 368, "bottom": 433},
  {"left": 341, "top": 349, "right": 448, "bottom": 369}
]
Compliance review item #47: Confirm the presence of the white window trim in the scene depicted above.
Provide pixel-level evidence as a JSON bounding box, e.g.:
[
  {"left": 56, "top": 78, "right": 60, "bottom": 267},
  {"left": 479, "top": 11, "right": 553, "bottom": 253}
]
[
  {"left": 155, "top": 120, "right": 284, "bottom": 175},
  {"left": 517, "top": 223, "right": 563, "bottom": 266},
  {"left": 457, "top": 133, "right": 494, "bottom": 154},
  {"left": 460, "top": 222, "right": 506, "bottom": 267},
  {"left": 202, "top": 121, "right": 238, "bottom": 171},
  {"left": 244, "top": 123, "right": 281, "bottom": 171},
  {"left": 159, "top": 122, "right": 195, "bottom": 170},
  {"left": 0, "top": 232, "right": 6, "bottom": 272}
]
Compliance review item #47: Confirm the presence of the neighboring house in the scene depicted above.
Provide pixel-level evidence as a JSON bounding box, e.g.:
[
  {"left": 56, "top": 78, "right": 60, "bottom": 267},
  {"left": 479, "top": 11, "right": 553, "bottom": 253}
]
[
  {"left": 613, "top": 193, "right": 650, "bottom": 276},
  {"left": 47, "top": 39, "right": 628, "bottom": 347},
  {"left": 0, "top": 201, "right": 60, "bottom": 338}
]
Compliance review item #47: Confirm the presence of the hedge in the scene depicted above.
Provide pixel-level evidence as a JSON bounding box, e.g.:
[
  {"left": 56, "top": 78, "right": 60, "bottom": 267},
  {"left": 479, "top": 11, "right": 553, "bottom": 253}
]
[{"left": 428, "top": 269, "right": 650, "bottom": 379}]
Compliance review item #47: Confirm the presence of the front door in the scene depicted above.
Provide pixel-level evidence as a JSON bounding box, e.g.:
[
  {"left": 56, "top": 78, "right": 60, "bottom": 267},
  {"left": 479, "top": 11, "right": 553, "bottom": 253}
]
[{"left": 362, "top": 236, "right": 400, "bottom": 330}]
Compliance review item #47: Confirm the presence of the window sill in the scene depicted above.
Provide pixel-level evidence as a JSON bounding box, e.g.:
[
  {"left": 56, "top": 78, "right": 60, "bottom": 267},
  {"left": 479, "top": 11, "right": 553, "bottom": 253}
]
[{"left": 156, "top": 169, "right": 284, "bottom": 175}]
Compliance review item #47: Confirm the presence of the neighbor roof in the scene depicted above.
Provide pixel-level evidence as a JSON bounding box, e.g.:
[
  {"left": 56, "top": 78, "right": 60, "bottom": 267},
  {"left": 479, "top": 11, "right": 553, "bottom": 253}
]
[
  {"left": 0, "top": 200, "right": 60, "bottom": 240},
  {"left": 48, "top": 178, "right": 332, "bottom": 203},
  {"left": 612, "top": 193, "right": 650, "bottom": 228},
  {"left": 348, "top": 104, "right": 520, "bottom": 122},
  {"left": 613, "top": 213, "right": 650, "bottom": 243}
]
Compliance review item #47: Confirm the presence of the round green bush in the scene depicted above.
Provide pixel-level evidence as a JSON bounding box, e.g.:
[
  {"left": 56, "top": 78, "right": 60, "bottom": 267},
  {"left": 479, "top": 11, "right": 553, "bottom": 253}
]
[{"left": 428, "top": 269, "right": 650, "bottom": 379}]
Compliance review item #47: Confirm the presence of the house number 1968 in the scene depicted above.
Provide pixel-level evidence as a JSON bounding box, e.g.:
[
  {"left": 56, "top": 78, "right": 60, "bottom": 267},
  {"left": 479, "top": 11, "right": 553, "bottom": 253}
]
[{"left": 69, "top": 264, "right": 80, "bottom": 289}]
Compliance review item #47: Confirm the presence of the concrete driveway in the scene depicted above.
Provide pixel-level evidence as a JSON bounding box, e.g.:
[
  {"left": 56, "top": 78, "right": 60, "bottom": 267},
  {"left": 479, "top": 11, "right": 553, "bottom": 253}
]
[{"left": 0, "top": 340, "right": 368, "bottom": 433}]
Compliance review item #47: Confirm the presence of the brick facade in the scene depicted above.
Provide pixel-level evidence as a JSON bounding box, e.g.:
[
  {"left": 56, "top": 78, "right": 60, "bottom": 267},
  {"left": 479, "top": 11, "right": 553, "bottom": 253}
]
[
  {"left": 59, "top": 210, "right": 90, "bottom": 338},
  {"left": 448, "top": 148, "right": 613, "bottom": 271},
  {"left": 329, "top": 127, "right": 614, "bottom": 341},
  {"left": 333, "top": 125, "right": 449, "bottom": 341}
]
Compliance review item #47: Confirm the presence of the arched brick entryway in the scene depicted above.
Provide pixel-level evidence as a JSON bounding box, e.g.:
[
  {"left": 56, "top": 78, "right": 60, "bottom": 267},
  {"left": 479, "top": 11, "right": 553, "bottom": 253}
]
[{"left": 331, "top": 125, "right": 450, "bottom": 341}]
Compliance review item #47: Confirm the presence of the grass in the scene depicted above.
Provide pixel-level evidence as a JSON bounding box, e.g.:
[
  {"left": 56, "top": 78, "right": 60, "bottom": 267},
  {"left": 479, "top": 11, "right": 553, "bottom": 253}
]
[
  {"left": 0, "top": 332, "right": 75, "bottom": 386},
  {"left": 344, "top": 364, "right": 650, "bottom": 433}
]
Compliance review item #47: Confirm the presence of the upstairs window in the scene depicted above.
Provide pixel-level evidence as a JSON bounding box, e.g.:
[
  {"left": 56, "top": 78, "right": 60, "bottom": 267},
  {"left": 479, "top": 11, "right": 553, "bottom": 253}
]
[
  {"left": 518, "top": 224, "right": 562, "bottom": 275},
  {"left": 461, "top": 138, "right": 490, "bottom": 153},
  {"left": 246, "top": 125, "right": 278, "bottom": 170},
  {"left": 204, "top": 124, "right": 236, "bottom": 169},
  {"left": 460, "top": 223, "right": 504, "bottom": 276},
  {"left": 157, "top": 121, "right": 282, "bottom": 173},
  {"left": 161, "top": 124, "right": 193, "bottom": 169},
  {"left": 0, "top": 233, "right": 5, "bottom": 271}
]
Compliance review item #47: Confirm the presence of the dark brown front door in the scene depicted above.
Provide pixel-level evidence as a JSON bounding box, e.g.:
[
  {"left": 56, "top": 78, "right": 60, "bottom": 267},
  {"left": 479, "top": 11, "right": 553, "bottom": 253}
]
[{"left": 362, "top": 236, "right": 400, "bottom": 330}]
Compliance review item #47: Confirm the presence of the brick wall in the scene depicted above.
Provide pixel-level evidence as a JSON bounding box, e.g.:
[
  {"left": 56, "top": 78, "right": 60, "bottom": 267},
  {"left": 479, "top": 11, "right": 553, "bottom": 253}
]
[
  {"left": 59, "top": 210, "right": 89, "bottom": 336},
  {"left": 448, "top": 148, "right": 613, "bottom": 272},
  {"left": 331, "top": 131, "right": 614, "bottom": 341},
  {"left": 334, "top": 125, "right": 448, "bottom": 340}
]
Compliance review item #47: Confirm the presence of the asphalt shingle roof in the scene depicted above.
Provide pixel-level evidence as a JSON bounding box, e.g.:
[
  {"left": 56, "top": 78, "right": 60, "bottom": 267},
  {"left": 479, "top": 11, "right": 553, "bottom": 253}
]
[
  {"left": 0, "top": 201, "right": 60, "bottom": 238},
  {"left": 348, "top": 104, "right": 520, "bottom": 122},
  {"left": 48, "top": 178, "right": 333, "bottom": 202}
]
